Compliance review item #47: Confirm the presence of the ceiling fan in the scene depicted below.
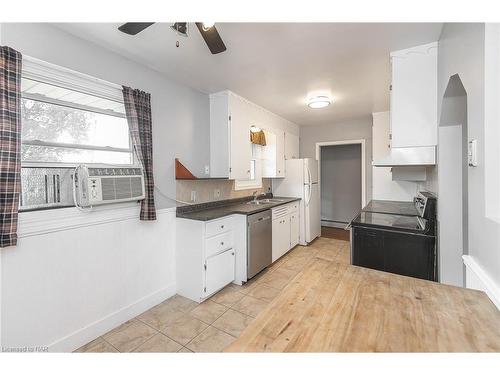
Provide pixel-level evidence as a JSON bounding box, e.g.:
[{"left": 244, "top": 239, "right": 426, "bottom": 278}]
[{"left": 117, "top": 22, "right": 227, "bottom": 54}]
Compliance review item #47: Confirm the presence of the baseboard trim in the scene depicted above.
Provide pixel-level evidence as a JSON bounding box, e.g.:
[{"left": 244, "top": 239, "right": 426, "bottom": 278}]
[
  {"left": 463, "top": 255, "right": 500, "bottom": 310},
  {"left": 48, "top": 283, "right": 176, "bottom": 352}
]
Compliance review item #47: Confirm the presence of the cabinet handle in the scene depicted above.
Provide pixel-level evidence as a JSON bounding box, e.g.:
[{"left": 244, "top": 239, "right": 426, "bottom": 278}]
[
  {"left": 231, "top": 252, "right": 235, "bottom": 255},
  {"left": 221, "top": 225, "right": 224, "bottom": 229},
  {"left": 221, "top": 242, "right": 224, "bottom": 246}
]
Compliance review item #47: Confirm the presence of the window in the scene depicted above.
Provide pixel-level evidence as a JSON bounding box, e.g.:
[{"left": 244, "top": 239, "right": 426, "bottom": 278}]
[
  {"left": 234, "top": 159, "right": 263, "bottom": 190},
  {"left": 19, "top": 57, "right": 133, "bottom": 211},
  {"left": 21, "top": 78, "right": 132, "bottom": 165}
]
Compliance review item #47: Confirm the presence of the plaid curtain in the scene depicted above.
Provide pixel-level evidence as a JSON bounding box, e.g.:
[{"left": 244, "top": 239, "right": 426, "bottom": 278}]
[
  {"left": 122, "top": 86, "right": 156, "bottom": 220},
  {"left": 0, "top": 47, "right": 22, "bottom": 247}
]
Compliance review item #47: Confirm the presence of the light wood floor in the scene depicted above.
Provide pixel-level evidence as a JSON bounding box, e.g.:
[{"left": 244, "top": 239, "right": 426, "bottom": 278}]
[
  {"left": 75, "top": 237, "right": 349, "bottom": 353},
  {"left": 227, "top": 246, "right": 500, "bottom": 352}
]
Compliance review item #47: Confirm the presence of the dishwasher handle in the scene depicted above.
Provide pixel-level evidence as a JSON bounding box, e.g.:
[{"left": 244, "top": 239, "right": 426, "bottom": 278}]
[{"left": 257, "top": 216, "right": 271, "bottom": 222}]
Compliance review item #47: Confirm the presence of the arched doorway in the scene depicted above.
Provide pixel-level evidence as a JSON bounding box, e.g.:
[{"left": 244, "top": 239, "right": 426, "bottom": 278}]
[{"left": 438, "top": 74, "right": 468, "bottom": 287}]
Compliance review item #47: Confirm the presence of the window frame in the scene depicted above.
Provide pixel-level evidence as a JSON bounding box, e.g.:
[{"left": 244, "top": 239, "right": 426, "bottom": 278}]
[
  {"left": 234, "top": 159, "right": 263, "bottom": 191},
  {"left": 20, "top": 56, "right": 136, "bottom": 168}
]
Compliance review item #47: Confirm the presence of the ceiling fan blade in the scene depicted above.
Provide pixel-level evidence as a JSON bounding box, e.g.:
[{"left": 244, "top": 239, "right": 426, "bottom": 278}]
[
  {"left": 118, "top": 23, "right": 155, "bottom": 35},
  {"left": 195, "top": 23, "right": 227, "bottom": 54}
]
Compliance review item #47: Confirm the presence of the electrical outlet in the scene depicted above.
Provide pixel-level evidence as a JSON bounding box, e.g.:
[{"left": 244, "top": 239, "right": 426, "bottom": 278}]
[
  {"left": 204, "top": 165, "right": 210, "bottom": 175},
  {"left": 214, "top": 189, "right": 221, "bottom": 199},
  {"left": 190, "top": 191, "right": 197, "bottom": 202}
]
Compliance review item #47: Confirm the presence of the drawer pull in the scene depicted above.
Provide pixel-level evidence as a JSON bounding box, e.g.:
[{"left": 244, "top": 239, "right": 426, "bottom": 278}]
[
  {"left": 221, "top": 225, "right": 224, "bottom": 229},
  {"left": 221, "top": 242, "right": 224, "bottom": 246}
]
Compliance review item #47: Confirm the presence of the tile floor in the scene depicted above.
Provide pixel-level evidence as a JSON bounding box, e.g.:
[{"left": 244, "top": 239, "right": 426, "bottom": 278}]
[{"left": 75, "top": 236, "right": 350, "bottom": 353}]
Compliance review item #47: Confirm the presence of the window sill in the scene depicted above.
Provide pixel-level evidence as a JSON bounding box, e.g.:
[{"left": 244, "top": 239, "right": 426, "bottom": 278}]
[
  {"left": 234, "top": 180, "right": 263, "bottom": 191},
  {"left": 18, "top": 202, "right": 175, "bottom": 238}
]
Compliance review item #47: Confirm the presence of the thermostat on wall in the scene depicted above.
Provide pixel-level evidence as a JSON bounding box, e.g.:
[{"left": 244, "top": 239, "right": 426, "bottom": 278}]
[{"left": 468, "top": 139, "right": 478, "bottom": 167}]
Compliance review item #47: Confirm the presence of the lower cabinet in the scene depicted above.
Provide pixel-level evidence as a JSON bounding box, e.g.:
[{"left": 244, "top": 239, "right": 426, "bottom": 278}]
[
  {"left": 271, "top": 202, "right": 300, "bottom": 262},
  {"left": 177, "top": 215, "right": 244, "bottom": 302},
  {"left": 290, "top": 211, "right": 299, "bottom": 248},
  {"left": 272, "top": 216, "right": 290, "bottom": 262},
  {"left": 205, "top": 248, "right": 236, "bottom": 296}
]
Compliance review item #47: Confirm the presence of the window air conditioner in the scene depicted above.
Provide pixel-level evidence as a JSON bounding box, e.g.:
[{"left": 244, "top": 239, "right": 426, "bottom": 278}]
[{"left": 73, "top": 165, "right": 145, "bottom": 208}]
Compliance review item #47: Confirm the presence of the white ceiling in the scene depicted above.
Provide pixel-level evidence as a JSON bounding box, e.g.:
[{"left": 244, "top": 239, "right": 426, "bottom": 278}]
[{"left": 54, "top": 23, "right": 443, "bottom": 127}]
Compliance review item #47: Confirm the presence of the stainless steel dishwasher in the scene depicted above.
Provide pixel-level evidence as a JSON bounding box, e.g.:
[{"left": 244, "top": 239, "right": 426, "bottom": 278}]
[{"left": 247, "top": 209, "right": 272, "bottom": 279}]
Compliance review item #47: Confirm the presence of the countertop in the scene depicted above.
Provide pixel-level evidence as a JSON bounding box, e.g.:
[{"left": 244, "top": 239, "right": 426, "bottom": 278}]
[
  {"left": 176, "top": 196, "right": 301, "bottom": 221},
  {"left": 226, "top": 258, "right": 500, "bottom": 352}
]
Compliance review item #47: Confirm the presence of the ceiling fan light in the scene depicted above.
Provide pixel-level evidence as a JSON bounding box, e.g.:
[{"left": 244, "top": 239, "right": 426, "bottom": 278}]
[
  {"left": 307, "top": 96, "right": 332, "bottom": 109},
  {"left": 202, "top": 22, "right": 215, "bottom": 31}
]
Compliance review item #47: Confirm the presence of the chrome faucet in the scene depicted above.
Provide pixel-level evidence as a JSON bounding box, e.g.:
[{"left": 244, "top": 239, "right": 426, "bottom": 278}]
[{"left": 252, "top": 191, "right": 266, "bottom": 202}]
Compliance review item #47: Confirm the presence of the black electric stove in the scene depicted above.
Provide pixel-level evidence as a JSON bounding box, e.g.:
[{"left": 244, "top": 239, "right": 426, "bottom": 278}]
[
  {"left": 362, "top": 200, "right": 418, "bottom": 216},
  {"left": 349, "top": 192, "right": 437, "bottom": 281},
  {"left": 352, "top": 212, "right": 429, "bottom": 234}
]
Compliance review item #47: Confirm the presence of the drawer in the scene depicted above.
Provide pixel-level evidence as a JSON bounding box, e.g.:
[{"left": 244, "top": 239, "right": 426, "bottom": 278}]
[
  {"left": 288, "top": 201, "right": 299, "bottom": 213},
  {"left": 272, "top": 205, "right": 289, "bottom": 220},
  {"left": 205, "top": 231, "right": 234, "bottom": 258},
  {"left": 205, "top": 216, "right": 233, "bottom": 238}
]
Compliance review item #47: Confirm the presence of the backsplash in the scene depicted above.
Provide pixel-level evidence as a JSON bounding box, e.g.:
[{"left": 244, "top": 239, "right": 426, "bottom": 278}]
[{"left": 176, "top": 178, "right": 272, "bottom": 205}]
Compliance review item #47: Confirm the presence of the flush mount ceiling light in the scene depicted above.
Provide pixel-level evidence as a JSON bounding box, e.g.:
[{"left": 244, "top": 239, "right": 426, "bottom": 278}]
[{"left": 307, "top": 96, "right": 332, "bottom": 109}]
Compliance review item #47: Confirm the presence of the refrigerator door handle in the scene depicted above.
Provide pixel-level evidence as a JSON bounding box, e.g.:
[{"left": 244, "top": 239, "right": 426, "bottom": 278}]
[{"left": 305, "top": 183, "right": 312, "bottom": 206}]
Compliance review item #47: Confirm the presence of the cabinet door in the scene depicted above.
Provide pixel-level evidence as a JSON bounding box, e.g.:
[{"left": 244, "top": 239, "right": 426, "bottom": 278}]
[
  {"left": 205, "top": 248, "right": 235, "bottom": 296},
  {"left": 279, "top": 216, "right": 291, "bottom": 258},
  {"left": 275, "top": 129, "right": 285, "bottom": 177},
  {"left": 390, "top": 43, "right": 437, "bottom": 148},
  {"left": 229, "top": 95, "right": 252, "bottom": 180},
  {"left": 272, "top": 217, "right": 290, "bottom": 262},
  {"left": 272, "top": 218, "right": 281, "bottom": 262},
  {"left": 290, "top": 212, "right": 299, "bottom": 248},
  {"left": 285, "top": 132, "right": 300, "bottom": 160},
  {"left": 262, "top": 130, "right": 277, "bottom": 178}
]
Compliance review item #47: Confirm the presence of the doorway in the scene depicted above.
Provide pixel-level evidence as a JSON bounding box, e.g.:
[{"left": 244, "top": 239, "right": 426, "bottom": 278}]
[
  {"left": 438, "top": 74, "right": 468, "bottom": 287},
  {"left": 316, "top": 140, "right": 365, "bottom": 230}
]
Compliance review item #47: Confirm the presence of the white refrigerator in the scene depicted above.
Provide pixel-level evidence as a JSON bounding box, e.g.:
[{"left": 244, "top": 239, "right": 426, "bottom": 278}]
[{"left": 273, "top": 158, "right": 321, "bottom": 245}]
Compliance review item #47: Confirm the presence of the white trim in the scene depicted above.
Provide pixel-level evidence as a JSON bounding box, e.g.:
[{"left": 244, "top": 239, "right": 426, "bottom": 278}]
[
  {"left": 18, "top": 204, "right": 176, "bottom": 238},
  {"left": 48, "top": 283, "right": 176, "bottom": 352},
  {"left": 315, "top": 139, "right": 367, "bottom": 207},
  {"left": 22, "top": 55, "right": 123, "bottom": 103},
  {"left": 463, "top": 255, "right": 500, "bottom": 310}
]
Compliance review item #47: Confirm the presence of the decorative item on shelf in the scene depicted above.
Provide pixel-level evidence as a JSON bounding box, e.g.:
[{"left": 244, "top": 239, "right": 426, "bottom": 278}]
[
  {"left": 250, "top": 125, "right": 266, "bottom": 146},
  {"left": 175, "top": 158, "right": 198, "bottom": 180}
]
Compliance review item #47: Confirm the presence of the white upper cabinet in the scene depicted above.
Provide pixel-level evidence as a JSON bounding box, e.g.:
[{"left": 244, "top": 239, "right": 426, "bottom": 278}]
[
  {"left": 390, "top": 42, "right": 438, "bottom": 148},
  {"left": 210, "top": 90, "right": 298, "bottom": 180},
  {"left": 285, "top": 132, "right": 300, "bottom": 160},
  {"left": 261, "top": 128, "right": 285, "bottom": 178},
  {"left": 275, "top": 129, "right": 285, "bottom": 177},
  {"left": 210, "top": 91, "right": 252, "bottom": 180}
]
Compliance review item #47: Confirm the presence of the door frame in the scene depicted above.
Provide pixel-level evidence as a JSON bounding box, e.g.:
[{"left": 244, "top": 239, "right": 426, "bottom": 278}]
[{"left": 315, "top": 139, "right": 367, "bottom": 213}]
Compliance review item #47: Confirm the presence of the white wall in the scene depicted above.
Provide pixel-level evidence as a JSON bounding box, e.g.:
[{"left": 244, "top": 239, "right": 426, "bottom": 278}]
[
  {"left": 0, "top": 23, "right": 209, "bottom": 351},
  {"left": 438, "top": 23, "right": 500, "bottom": 306},
  {"left": 299, "top": 117, "right": 373, "bottom": 203},
  {"left": 2, "top": 206, "right": 176, "bottom": 352}
]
